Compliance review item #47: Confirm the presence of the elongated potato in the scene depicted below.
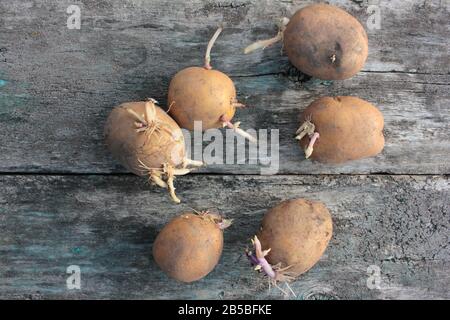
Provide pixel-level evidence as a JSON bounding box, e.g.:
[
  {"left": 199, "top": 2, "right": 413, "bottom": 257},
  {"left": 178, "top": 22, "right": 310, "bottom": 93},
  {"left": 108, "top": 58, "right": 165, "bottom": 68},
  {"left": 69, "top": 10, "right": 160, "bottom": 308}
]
[
  {"left": 284, "top": 4, "right": 368, "bottom": 80},
  {"left": 296, "top": 96, "right": 385, "bottom": 163},
  {"left": 245, "top": 3, "right": 368, "bottom": 80}
]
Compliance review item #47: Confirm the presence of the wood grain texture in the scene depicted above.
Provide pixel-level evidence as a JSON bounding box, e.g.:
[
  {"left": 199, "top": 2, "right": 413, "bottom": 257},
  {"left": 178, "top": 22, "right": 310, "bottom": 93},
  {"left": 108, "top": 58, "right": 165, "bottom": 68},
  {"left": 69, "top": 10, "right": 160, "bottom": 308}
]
[
  {"left": 0, "top": 174, "right": 448, "bottom": 299},
  {"left": 0, "top": 0, "right": 448, "bottom": 174},
  {"left": 0, "top": 0, "right": 449, "bottom": 301}
]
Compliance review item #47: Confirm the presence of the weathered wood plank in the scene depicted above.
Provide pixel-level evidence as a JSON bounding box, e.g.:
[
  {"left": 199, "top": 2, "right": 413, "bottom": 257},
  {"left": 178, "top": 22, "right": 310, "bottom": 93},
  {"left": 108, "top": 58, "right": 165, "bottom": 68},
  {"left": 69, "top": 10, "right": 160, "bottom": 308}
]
[
  {"left": 0, "top": 69, "right": 449, "bottom": 174},
  {"left": 0, "top": 0, "right": 449, "bottom": 174},
  {"left": 1, "top": 174, "right": 448, "bottom": 299}
]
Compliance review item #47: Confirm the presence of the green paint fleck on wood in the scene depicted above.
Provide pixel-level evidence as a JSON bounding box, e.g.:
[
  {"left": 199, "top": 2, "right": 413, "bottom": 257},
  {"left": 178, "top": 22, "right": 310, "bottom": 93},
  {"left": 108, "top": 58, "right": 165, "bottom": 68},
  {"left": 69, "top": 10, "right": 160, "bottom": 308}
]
[
  {"left": 0, "top": 77, "right": 32, "bottom": 116},
  {"left": 0, "top": 93, "right": 31, "bottom": 115},
  {"left": 72, "top": 247, "right": 82, "bottom": 254}
]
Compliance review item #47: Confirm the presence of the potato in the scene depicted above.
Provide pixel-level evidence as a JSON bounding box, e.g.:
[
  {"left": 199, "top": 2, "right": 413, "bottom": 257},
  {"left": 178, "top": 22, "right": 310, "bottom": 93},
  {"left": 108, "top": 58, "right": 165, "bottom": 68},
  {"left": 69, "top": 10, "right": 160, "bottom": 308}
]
[
  {"left": 104, "top": 100, "right": 202, "bottom": 203},
  {"left": 248, "top": 198, "right": 332, "bottom": 280},
  {"left": 168, "top": 66, "right": 236, "bottom": 130},
  {"left": 153, "top": 212, "right": 230, "bottom": 283},
  {"left": 168, "top": 28, "right": 256, "bottom": 142},
  {"left": 295, "top": 96, "right": 385, "bottom": 164},
  {"left": 105, "top": 101, "right": 185, "bottom": 175},
  {"left": 284, "top": 4, "right": 368, "bottom": 80},
  {"left": 245, "top": 4, "right": 368, "bottom": 80}
]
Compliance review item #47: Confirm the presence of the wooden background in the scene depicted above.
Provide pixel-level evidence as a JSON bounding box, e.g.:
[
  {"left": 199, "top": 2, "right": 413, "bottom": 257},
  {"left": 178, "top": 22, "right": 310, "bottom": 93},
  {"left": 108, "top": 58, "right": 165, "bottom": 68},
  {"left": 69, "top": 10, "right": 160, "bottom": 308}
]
[{"left": 0, "top": 0, "right": 449, "bottom": 299}]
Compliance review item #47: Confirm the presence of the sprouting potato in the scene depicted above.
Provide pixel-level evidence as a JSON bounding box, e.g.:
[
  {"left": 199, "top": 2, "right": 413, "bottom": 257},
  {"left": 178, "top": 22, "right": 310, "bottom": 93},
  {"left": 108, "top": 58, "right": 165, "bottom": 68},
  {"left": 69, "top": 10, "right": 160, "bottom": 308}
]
[
  {"left": 246, "top": 198, "right": 332, "bottom": 293},
  {"left": 295, "top": 96, "right": 385, "bottom": 163},
  {"left": 153, "top": 211, "right": 231, "bottom": 283},
  {"left": 104, "top": 100, "right": 203, "bottom": 203},
  {"left": 245, "top": 3, "right": 368, "bottom": 80},
  {"left": 168, "top": 28, "right": 256, "bottom": 142}
]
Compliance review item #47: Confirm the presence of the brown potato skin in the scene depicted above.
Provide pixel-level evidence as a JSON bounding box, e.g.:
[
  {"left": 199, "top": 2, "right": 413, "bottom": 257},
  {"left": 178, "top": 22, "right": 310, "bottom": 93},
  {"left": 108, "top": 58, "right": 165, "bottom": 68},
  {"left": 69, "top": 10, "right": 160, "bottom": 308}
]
[
  {"left": 153, "top": 213, "right": 224, "bottom": 283},
  {"left": 168, "top": 67, "right": 236, "bottom": 130},
  {"left": 283, "top": 4, "right": 368, "bottom": 80},
  {"left": 300, "top": 96, "right": 384, "bottom": 164},
  {"left": 104, "top": 101, "right": 185, "bottom": 176},
  {"left": 257, "top": 198, "right": 332, "bottom": 277}
]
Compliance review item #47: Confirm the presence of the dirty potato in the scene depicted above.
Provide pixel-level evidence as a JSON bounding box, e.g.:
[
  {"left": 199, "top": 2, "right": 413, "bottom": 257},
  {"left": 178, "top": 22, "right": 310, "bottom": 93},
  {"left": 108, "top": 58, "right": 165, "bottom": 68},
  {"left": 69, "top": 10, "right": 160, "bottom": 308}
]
[
  {"left": 104, "top": 100, "right": 202, "bottom": 203},
  {"left": 168, "top": 28, "right": 255, "bottom": 142},
  {"left": 246, "top": 198, "right": 332, "bottom": 290},
  {"left": 245, "top": 3, "right": 368, "bottom": 80},
  {"left": 296, "top": 96, "right": 385, "bottom": 164},
  {"left": 153, "top": 212, "right": 231, "bottom": 283}
]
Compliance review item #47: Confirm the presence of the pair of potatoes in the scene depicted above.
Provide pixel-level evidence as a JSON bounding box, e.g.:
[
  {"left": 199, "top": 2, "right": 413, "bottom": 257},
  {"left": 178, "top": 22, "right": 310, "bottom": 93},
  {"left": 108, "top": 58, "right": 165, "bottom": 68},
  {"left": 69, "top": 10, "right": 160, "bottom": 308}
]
[
  {"left": 259, "top": 4, "right": 384, "bottom": 163},
  {"left": 153, "top": 198, "right": 332, "bottom": 283}
]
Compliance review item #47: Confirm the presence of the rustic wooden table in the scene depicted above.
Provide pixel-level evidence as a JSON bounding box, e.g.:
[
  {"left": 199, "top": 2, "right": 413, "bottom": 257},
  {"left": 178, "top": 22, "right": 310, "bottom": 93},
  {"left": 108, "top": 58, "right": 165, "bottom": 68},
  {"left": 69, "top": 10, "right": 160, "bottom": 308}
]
[{"left": 0, "top": 0, "right": 449, "bottom": 300}]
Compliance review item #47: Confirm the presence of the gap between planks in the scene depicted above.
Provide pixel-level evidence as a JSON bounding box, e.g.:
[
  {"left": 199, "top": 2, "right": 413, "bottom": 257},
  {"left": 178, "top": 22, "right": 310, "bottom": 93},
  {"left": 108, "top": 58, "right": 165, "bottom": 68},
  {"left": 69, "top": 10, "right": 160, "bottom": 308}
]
[{"left": 0, "top": 172, "right": 448, "bottom": 177}]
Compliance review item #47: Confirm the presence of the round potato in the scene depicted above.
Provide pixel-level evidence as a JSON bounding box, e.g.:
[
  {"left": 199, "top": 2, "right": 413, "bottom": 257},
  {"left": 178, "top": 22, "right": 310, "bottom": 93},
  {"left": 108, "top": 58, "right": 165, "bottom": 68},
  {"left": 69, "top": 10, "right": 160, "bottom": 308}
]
[
  {"left": 168, "top": 66, "right": 236, "bottom": 130},
  {"left": 297, "top": 96, "right": 385, "bottom": 164},
  {"left": 168, "top": 28, "right": 256, "bottom": 142},
  {"left": 104, "top": 100, "right": 203, "bottom": 203},
  {"left": 104, "top": 101, "right": 185, "bottom": 176},
  {"left": 153, "top": 213, "right": 225, "bottom": 283},
  {"left": 257, "top": 198, "right": 333, "bottom": 277},
  {"left": 284, "top": 4, "right": 368, "bottom": 80}
]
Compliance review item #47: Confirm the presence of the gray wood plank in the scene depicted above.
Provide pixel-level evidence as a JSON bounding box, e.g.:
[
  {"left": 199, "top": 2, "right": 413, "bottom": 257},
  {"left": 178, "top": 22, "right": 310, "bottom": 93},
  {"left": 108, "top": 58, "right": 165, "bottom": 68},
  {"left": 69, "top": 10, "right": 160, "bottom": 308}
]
[
  {"left": 0, "top": 174, "right": 448, "bottom": 299},
  {"left": 0, "top": 0, "right": 449, "bottom": 174}
]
